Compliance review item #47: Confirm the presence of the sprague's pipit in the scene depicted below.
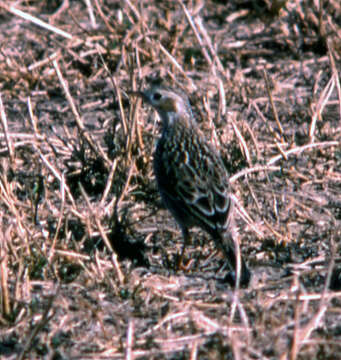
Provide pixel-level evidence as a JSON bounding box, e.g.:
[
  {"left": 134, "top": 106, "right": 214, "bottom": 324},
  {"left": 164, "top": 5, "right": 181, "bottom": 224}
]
[{"left": 131, "top": 84, "right": 250, "bottom": 287}]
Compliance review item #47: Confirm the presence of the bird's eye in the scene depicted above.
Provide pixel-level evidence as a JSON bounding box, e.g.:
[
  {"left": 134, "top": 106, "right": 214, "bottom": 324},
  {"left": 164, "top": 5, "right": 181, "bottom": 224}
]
[{"left": 152, "top": 92, "right": 162, "bottom": 101}]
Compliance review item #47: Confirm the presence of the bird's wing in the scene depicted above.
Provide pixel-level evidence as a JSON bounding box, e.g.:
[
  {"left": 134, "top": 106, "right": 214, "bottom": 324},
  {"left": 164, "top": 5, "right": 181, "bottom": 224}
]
[
  {"left": 155, "top": 128, "right": 233, "bottom": 232},
  {"left": 178, "top": 152, "right": 232, "bottom": 230}
]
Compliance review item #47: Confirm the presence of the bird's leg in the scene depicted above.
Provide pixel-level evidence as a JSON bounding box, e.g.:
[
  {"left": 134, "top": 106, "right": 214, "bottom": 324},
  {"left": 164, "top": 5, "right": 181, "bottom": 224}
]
[{"left": 177, "top": 227, "right": 191, "bottom": 270}]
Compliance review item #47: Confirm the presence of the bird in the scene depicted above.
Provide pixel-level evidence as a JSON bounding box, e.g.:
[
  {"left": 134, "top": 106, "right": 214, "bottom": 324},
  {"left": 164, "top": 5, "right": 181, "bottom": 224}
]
[{"left": 131, "top": 83, "right": 251, "bottom": 287}]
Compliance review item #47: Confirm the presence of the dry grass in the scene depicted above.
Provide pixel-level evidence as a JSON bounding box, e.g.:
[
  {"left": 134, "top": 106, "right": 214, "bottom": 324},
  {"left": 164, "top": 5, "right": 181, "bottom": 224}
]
[{"left": 0, "top": 0, "right": 341, "bottom": 359}]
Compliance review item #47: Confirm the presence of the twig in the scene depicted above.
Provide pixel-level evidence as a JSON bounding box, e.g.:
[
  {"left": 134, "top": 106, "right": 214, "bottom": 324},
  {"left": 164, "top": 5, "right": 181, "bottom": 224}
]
[
  {"left": 84, "top": 0, "right": 97, "bottom": 29},
  {"left": 18, "top": 287, "right": 60, "bottom": 360},
  {"left": 263, "top": 68, "right": 284, "bottom": 138},
  {"left": 0, "top": 242, "right": 11, "bottom": 318},
  {"left": 267, "top": 141, "right": 339, "bottom": 166},
  {"left": 177, "top": 0, "right": 214, "bottom": 73},
  {"left": 230, "top": 165, "right": 280, "bottom": 183},
  {"left": 79, "top": 184, "right": 124, "bottom": 285},
  {"left": 230, "top": 117, "right": 251, "bottom": 165},
  {"left": 0, "top": 3, "right": 72, "bottom": 39},
  {"left": 327, "top": 40, "right": 341, "bottom": 125},
  {"left": 53, "top": 59, "right": 111, "bottom": 166},
  {"left": 0, "top": 94, "right": 14, "bottom": 164},
  {"left": 159, "top": 42, "right": 196, "bottom": 90},
  {"left": 125, "top": 319, "right": 134, "bottom": 360},
  {"left": 309, "top": 75, "right": 335, "bottom": 142}
]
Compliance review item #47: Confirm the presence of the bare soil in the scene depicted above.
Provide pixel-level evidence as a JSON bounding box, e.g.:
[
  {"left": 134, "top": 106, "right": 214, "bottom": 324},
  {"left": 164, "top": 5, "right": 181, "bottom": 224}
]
[{"left": 0, "top": 0, "right": 340, "bottom": 359}]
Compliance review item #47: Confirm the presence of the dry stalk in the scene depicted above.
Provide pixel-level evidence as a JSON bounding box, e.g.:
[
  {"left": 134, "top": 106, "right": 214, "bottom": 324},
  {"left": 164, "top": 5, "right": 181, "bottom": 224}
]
[
  {"left": 0, "top": 93, "right": 14, "bottom": 164},
  {"left": 267, "top": 141, "right": 339, "bottom": 166},
  {"left": 18, "top": 288, "right": 60, "bottom": 360},
  {"left": 0, "top": 2, "right": 72, "bottom": 39},
  {"left": 79, "top": 184, "right": 124, "bottom": 285},
  {"left": 309, "top": 75, "right": 335, "bottom": 142},
  {"left": 263, "top": 68, "right": 285, "bottom": 139},
  {"left": 53, "top": 59, "right": 111, "bottom": 167},
  {"left": 177, "top": 0, "right": 214, "bottom": 73},
  {"left": 0, "top": 234, "right": 11, "bottom": 318}
]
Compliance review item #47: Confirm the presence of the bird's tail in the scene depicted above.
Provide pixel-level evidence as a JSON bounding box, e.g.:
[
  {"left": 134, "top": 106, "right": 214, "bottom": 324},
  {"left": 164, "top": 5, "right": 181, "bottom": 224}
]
[{"left": 214, "top": 231, "right": 251, "bottom": 287}]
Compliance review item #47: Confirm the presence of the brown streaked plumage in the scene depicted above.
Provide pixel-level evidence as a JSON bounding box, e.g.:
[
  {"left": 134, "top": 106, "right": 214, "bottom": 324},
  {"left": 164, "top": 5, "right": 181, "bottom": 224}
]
[{"left": 132, "top": 84, "right": 250, "bottom": 287}]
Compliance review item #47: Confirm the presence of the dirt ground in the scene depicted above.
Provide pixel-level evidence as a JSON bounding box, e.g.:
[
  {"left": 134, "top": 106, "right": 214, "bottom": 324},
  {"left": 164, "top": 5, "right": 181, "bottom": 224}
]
[{"left": 0, "top": 0, "right": 341, "bottom": 359}]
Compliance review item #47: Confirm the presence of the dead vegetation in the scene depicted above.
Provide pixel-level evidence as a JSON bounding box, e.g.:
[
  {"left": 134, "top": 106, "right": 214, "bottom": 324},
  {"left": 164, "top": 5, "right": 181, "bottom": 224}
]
[{"left": 0, "top": 0, "right": 340, "bottom": 359}]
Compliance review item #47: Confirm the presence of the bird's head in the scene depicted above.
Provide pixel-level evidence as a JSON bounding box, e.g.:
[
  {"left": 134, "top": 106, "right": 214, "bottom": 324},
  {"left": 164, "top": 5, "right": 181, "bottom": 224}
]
[{"left": 131, "top": 85, "right": 194, "bottom": 128}]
